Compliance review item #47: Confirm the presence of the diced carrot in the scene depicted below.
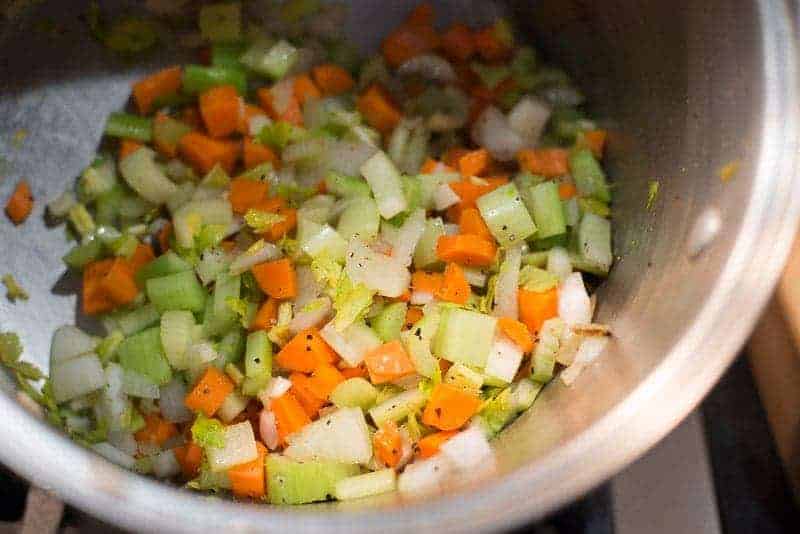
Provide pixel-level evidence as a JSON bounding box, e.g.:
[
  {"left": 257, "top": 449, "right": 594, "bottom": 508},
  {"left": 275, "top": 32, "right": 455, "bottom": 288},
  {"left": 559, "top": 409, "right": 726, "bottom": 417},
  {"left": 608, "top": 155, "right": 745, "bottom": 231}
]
[
  {"left": 181, "top": 106, "right": 204, "bottom": 131},
  {"left": 406, "top": 3, "right": 435, "bottom": 26},
  {"left": 518, "top": 288, "right": 559, "bottom": 334},
  {"left": 382, "top": 22, "right": 439, "bottom": 68},
  {"left": 474, "top": 24, "right": 512, "bottom": 62},
  {"left": 458, "top": 148, "right": 491, "bottom": 177},
  {"left": 458, "top": 207, "right": 492, "bottom": 240},
  {"left": 99, "top": 256, "right": 139, "bottom": 307},
  {"left": 174, "top": 442, "right": 203, "bottom": 479},
  {"left": 265, "top": 206, "right": 297, "bottom": 242},
  {"left": 119, "top": 139, "right": 143, "bottom": 161},
  {"left": 448, "top": 176, "right": 508, "bottom": 210},
  {"left": 251, "top": 297, "right": 279, "bottom": 331},
  {"left": 340, "top": 364, "right": 368, "bottom": 379},
  {"left": 517, "top": 148, "right": 569, "bottom": 177},
  {"left": 290, "top": 372, "right": 326, "bottom": 418},
  {"left": 364, "top": 340, "right": 416, "bottom": 384},
  {"left": 158, "top": 221, "right": 173, "bottom": 253},
  {"left": 308, "top": 363, "right": 345, "bottom": 400},
  {"left": 257, "top": 88, "right": 304, "bottom": 127},
  {"left": 558, "top": 182, "right": 577, "bottom": 200},
  {"left": 581, "top": 129, "right": 607, "bottom": 158},
  {"left": 439, "top": 358, "right": 452, "bottom": 376},
  {"left": 271, "top": 391, "right": 311, "bottom": 444},
  {"left": 435, "top": 263, "right": 470, "bottom": 305},
  {"left": 416, "top": 430, "right": 457, "bottom": 459},
  {"left": 436, "top": 234, "right": 497, "bottom": 267},
  {"left": 293, "top": 74, "right": 322, "bottom": 106},
  {"left": 243, "top": 137, "right": 280, "bottom": 171},
  {"left": 4, "top": 180, "right": 33, "bottom": 225},
  {"left": 404, "top": 306, "right": 424, "bottom": 329},
  {"left": 135, "top": 413, "right": 178, "bottom": 445},
  {"left": 237, "top": 104, "right": 267, "bottom": 135},
  {"left": 312, "top": 64, "right": 355, "bottom": 96},
  {"left": 316, "top": 180, "right": 327, "bottom": 194},
  {"left": 82, "top": 259, "right": 115, "bottom": 315},
  {"left": 276, "top": 328, "right": 337, "bottom": 373},
  {"left": 252, "top": 258, "right": 297, "bottom": 299},
  {"left": 132, "top": 66, "right": 182, "bottom": 115},
  {"left": 229, "top": 178, "right": 269, "bottom": 215},
  {"left": 357, "top": 84, "right": 402, "bottom": 134},
  {"left": 411, "top": 271, "right": 443, "bottom": 295},
  {"left": 199, "top": 85, "right": 241, "bottom": 138},
  {"left": 441, "top": 24, "right": 476, "bottom": 63},
  {"left": 228, "top": 441, "right": 267, "bottom": 499},
  {"left": 373, "top": 421, "right": 403, "bottom": 468},
  {"left": 443, "top": 147, "right": 470, "bottom": 169},
  {"left": 179, "top": 132, "right": 240, "bottom": 174},
  {"left": 497, "top": 317, "right": 534, "bottom": 353},
  {"left": 420, "top": 158, "right": 453, "bottom": 174},
  {"left": 184, "top": 366, "right": 235, "bottom": 417},
  {"left": 421, "top": 384, "right": 482, "bottom": 431},
  {"left": 128, "top": 243, "right": 155, "bottom": 278}
]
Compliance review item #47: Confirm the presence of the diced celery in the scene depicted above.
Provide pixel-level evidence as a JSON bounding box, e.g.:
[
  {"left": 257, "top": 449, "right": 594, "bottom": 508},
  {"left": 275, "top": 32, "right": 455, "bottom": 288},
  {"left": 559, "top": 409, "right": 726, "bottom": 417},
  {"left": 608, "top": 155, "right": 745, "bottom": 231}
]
[
  {"left": 195, "top": 248, "right": 231, "bottom": 286},
  {"left": 433, "top": 308, "right": 497, "bottom": 368},
  {"left": 509, "top": 378, "right": 542, "bottom": 411},
  {"left": 569, "top": 149, "right": 611, "bottom": 202},
  {"left": 298, "top": 195, "right": 335, "bottom": 224},
  {"left": 337, "top": 197, "right": 380, "bottom": 242},
  {"left": 413, "top": 217, "right": 444, "bottom": 270},
  {"left": 575, "top": 212, "right": 612, "bottom": 275},
  {"left": 522, "top": 250, "right": 549, "bottom": 267},
  {"left": 528, "top": 181, "right": 566, "bottom": 239},
  {"left": 146, "top": 271, "right": 207, "bottom": 313},
  {"left": 242, "top": 39, "right": 298, "bottom": 80},
  {"left": 153, "top": 117, "right": 191, "bottom": 152},
  {"left": 444, "top": 363, "right": 484, "bottom": 396},
  {"left": 334, "top": 469, "right": 397, "bottom": 501},
  {"left": 371, "top": 302, "right": 407, "bottom": 342},
  {"left": 360, "top": 151, "right": 407, "bottom": 220},
  {"left": 117, "top": 327, "right": 172, "bottom": 386},
  {"left": 198, "top": 3, "right": 241, "bottom": 43},
  {"left": 135, "top": 251, "right": 191, "bottom": 285},
  {"left": 531, "top": 319, "right": 564, "bottom": 383},
  {"left": 325, "top": 172, "right": 371, "bottom": 198},
  {"left": 104, "top": 112, "right": 152, "bottom": 142},
  {"left": 114, "top": 303, "right": 160, "bottom": 336},
  {"left": 368, "top": 389, "right": 427, "bottom": 428},
  {"left": 119, "top": 147, "right": 178, "bottom": 205},
  {"left": 79, "top": 159, "right": 117, "bottom": 201},
  {"left": 476, "top": 183, "right": 537, "bottom": 248},
  {"left": 110, "top": 234, "right": 139, "bottom": 259},
  {"left": 182, "top": 65, "right": 247, "bottom": 95},
  {"left": 173, "top": 199, "right": 233, "bottom": 250},
  {"left": 211, "top": 42, "right": 247, "bottom": 69},
  {"left": 298, "top": 218, "right": 348, "bottom": 262},
  {"left": 63, "top": 238, "right": 103, "bottom": 270},
  {"left": 217, "top": 328, "right": 246, "bottom": 365},
  {"left": 266, "top": 454, "right": 359, "bottom": 505},
  {"left": 330, "top": 377, "right": 378, "bottom": 410},
  {"left": 160, "top": 310, "right": 194, "bottom": 370},
  {"left": 563, "top": 197, "right": 580, "bottom": 227},
  {"left": 203, "top": 272, "right": 241, "bottom": 336},
  {"left": 68, "top": 204, "right": 96, "bottom": 239},
  {"left": 400, "top": 306, "right": 441, "bottom": 379},
  {"left": 242, "top": 330, "right": 272, "bottom": 396}
]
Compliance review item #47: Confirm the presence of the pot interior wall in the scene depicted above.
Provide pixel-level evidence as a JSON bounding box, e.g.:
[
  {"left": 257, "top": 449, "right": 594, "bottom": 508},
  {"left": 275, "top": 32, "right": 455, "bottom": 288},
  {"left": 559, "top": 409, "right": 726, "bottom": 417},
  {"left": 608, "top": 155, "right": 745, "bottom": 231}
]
[{"left": 0, "top": 0, "right": 787, "bottom": 527}]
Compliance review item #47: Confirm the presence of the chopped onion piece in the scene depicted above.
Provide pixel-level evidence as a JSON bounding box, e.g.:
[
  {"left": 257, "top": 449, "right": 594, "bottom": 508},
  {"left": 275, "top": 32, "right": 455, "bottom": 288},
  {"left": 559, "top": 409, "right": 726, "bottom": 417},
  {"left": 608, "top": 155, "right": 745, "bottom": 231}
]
[
  {"left": 259, "top": 409, "right": 279, "bottom": 450},
  {"left": 492, "top": 246, "right": 522, "bottom": 319},
  {"left": 294, "top": 265, "right": 324, "bottom": 310},
  {"left": 160, "top": 379, "right": 193, "bottom": 423},
  {"left": 289, "top": 296, "right": 332, "bottom": 334},
  {"left": 346, "top": 238, "right": 410, "bottom": 298},
  {"left": 433, "top": 183, "right": 460, "bottom": 210},
  {"left": 397, "top": 54, "right": 457, "bottom": 82},
  {"left": 50, "top": 326, "right": 96, "bottom": 365},
  {"left": 391, "top": 209, "right": 426, "bottom": 267},
  {"left": 471, "top": 106, "right": 524, "bottom": 162},
  {"left": 484, "top": 333, "right": 524, "bottom": 384},
  {"left": 439, "top": 425, "right": 496, "bottom": 476},
  {"left": 258, "top": 376, "right": 292, "bottom": 402},
  {"left": 508, "top": 96, "right": 551, "bottom": 147},
  {"left": 462, "top": 267, "right": 487, "bottom": 288},
  {"left": 153, "top": 449, "right": 181, "bottom": 478},
  {"left": 229, "top": 239, "right": 282, "bottom": 276},
  {"left": 92, "top": 443, "right": 136, "bottom": 469},
  {"left": 561, "top": 336, "right": 609, "bottom": 386},
  {"left": 397, "top": 454, "right": 454, "bottom": 498},
  {"left": 410, "top": 291, "right": 434, "bottom": 306},
  {"left": 547, "top": 246, "right": 572, "bottom": 280},
  {"left": 558, "top": 272, "right": 592, "bottom": 325}
]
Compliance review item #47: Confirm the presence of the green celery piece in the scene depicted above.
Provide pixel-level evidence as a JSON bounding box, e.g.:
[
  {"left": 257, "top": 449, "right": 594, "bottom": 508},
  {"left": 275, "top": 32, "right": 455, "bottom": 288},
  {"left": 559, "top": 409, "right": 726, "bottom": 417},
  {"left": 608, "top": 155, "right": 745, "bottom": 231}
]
[
  {"left": 242, "top": 330, "right": 272, "bottom": 396},
  {"left": 368, "top": 389, "right": 427, "bottom": 427},
  {"left": 413, "top": 217, "right": 445, "bottom": 270},
  {"left": 153, "top": 116, "right": 191, "bottom": 150},
  {"left": 146, "top": 270, "right": 207, "bottom": 313},
  {"left": 330, "top": 378, "right": 378, "bottom": 410},
  {"left": 135, "top": 251, "right": 192, "bottom": 285},
  {"left": 191, "top": 414, "right": 226, "bottom": 449},
  {"left": 528, "top": 181, "right": 567, "bottom": 239},
  {"left": 569, "top": 149, "right": 611, "bottom": 202},
  {"left": 2, "top": 274, "right": 28, "bottom": 301},
  {"left": 204, "top": 272, "right": 241, "bottom": 337},
  {"left": 182, "top": 65, "right": 247, "bottom": 95},
  {"left": 371, "top": 301, "right": 407, "bottom": 342},
  {"left": 211, "top": 42, "right": 247, "bottom": 69},
  {"left": 325, "top": 172, "right": 371, "bottom": 198},
  {"left": 522, "top": 250, "right": 549, "bottom": 267},
  {"left": 114, "top": 303, "right": 160, "bottom": 336},
  {"left": 476, "top": 183, "right": 537, "bottom": 248},
  {"left": 218, "top": 328, "right": 246, "bottom": 365},
  {"left": 198, "top": 3, "right": 241, "bottom": 43},
  {"left": 336, "top": 197, "right": 380, "bottom": 242},
  {"left": 476, "top": 387, "right": 517, "bottom": 438},
  {"left": 433, "top": 307, "right": 497, "bottom": 368},
  {"left": 400, "top": 306, "right": 441, "bottom": 379},
  {"left": 244, "top": 39, "right": 298, "bottom": 80},
  {"left": 104, "top": 112, "right": 152, "bottom": 142},
  {"left": 63, "top": 238, "right": 104, "bottom": 270},
  {"left": 531, "top": 320, "right": 563, "bottom": 383},
  {"left": 117, "top": 327, "right": 172, "bottom": 386},
  {"left": 266, "top": 454, "right": 359, "bottom": 505},
  {"left": 519, "top": 266, "right": 559, "bottom": 292},
  {"left": 575, "top": 212, "right": 613, "bottom": 275}
]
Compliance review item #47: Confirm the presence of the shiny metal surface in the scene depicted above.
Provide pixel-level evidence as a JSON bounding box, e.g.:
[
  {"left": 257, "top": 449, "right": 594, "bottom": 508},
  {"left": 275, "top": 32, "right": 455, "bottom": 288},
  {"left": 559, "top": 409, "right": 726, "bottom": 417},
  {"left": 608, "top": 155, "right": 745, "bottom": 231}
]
[{"left": 0, "top": 1, "right": 799, "bottom": 532}]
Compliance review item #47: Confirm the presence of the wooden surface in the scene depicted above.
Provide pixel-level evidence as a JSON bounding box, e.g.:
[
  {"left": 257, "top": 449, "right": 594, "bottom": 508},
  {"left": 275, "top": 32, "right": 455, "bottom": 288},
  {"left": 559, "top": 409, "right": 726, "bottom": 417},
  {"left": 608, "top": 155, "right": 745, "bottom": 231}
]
[{"left": 747, "top": 234, "right": 800, "bottom": 501}]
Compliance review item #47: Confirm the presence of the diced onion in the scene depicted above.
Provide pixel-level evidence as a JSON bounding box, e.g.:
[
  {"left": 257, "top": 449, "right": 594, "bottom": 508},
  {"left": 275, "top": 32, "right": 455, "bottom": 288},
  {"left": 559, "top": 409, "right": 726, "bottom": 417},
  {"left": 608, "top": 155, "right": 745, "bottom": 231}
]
[
  {"left": 439, "top": 425, "right": 496, "bottom": 475},
  {"left": 558, "top": 272, "right": 592, "bottom": 325},
  {"left": 397, "top": 54, "right": 457, "bottom": 83},
  {"left": 547, "top": 246, "right": 572, "bottom": 280},
  {"left": 561, "top": 336, "right": 609, "bottom": 386},
  {"left": 260, "top": 409, "right": 280, "bottom": 450},
  {"left": 160, "top": 379, "right": 193, "bottom": 423},
  {"left": 492, "top": 246, "right": 522, "bottom": 319},
  {"left": 153, "top": 449, "right": 181, "bottom": 478},
  {"left": 122, "top": 369, "right": 160, "bottom": 399},
  {"left": 471, "top": 106, "right": 524, "bottom": 162},
  {"left": 433, "top": 183, "right": 460, "bottom": 210},
  {"left": 289, "top": 296, "right": 332, "bottom": 334},
  {"left": 50, "top": 326, "right": 97, "bottom": 365},
  {"left": 410, "top": 291, "right": 434, "bottom": 305},
  {"left": 207, "top": 422, "right": 258, "bottom": 472},
  {"left": 229, "top": 239, "right": 282, "bottom": 275},
  {"left": 391, "top": 209, "right": 426, "bottom": 267},
  {"left": 50, "top": 354, "right": 106, "bottom": 403},
  {"left": 507, "top": 96, "right": 551, "bottom": 147},
  {"left": 92, "top": 443, "right": 136, "bottom": 469},
  {"left": 259, "top": 376, "right": 292, "bottom": 402},
  {"left": 346, "top": 238, "right": 410, "bottom": 298},
  {"left": 397, "top": 454, "right": 454, "bottom": 498},
  {"left": 108, "top": 431, "right": 138, "bottom": 456},
  {"left": 484, "top": 333, "right": 524, "bottom": 384}
]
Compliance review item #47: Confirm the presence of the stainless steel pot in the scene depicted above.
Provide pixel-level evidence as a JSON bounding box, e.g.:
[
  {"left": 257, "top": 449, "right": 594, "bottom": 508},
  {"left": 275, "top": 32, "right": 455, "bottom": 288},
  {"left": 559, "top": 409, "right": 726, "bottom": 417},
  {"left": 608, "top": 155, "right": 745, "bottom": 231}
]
[{"left": 1, "top": 1, "right": 798, "bottom": 532}]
